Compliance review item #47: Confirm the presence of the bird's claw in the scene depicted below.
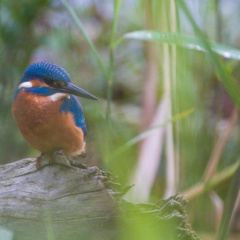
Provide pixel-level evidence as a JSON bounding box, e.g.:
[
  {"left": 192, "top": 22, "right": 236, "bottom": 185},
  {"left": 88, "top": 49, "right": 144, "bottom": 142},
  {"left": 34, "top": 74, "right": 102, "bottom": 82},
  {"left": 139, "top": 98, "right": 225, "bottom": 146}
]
[{"left": 36, "top": 153, "right": 44, "bottom": 169}]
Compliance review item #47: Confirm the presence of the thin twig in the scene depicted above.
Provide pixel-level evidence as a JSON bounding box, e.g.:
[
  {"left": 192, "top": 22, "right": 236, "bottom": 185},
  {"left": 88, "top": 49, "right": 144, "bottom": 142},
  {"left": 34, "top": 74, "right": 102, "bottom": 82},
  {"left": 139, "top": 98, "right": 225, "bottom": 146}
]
[
  {"left": 204, "top": 107, "right": 238, "bottom": 181},
  {"left": 180, "top": 160, "right": 240, "bottom": 200}
]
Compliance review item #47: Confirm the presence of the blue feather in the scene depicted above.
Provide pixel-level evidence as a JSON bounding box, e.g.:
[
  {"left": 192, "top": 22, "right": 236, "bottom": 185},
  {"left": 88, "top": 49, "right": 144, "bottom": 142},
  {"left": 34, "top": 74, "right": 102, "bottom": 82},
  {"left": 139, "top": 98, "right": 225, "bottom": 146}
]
[
  {"left": 13, "top": 88, "right": 21, "bottom": 99},
  {"left": 14, "top": 87, "right": 57, "bottom": 99},
  {"left": 60, "top": 95, "right": 87, "bottom": 135},
  {"left": 21, "top": 62, "right": 70, "bottom": 84},
  {"left": 25, "top": 87, "right": 57, "bottom": 96}
]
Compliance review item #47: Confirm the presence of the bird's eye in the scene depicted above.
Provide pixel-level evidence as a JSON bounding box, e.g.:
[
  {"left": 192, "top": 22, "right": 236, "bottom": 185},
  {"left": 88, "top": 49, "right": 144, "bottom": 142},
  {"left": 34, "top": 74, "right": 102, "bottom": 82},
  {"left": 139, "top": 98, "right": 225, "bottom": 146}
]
[
  {"left": 44, "top": 78, "right": 54, "bottom": 86},
  {"left": 53, "top": 81, "right": 66, "bottom": 88},
  {"left": 44, "top": 78, "right": 65, "bottom": 88}
]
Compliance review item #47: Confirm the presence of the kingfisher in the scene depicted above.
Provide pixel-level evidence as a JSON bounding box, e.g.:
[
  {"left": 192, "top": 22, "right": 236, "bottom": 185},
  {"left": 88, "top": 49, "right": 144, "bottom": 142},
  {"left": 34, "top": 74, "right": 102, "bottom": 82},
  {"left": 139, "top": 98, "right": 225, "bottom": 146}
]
[{"left": 12, "top": 62, "right": 98, "bottom": 167}]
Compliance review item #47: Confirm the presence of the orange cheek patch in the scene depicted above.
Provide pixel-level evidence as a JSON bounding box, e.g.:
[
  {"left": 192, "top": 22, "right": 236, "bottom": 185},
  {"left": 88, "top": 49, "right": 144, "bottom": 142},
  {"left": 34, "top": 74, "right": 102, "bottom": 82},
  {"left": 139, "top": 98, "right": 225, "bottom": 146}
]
[{"left": 30, "top": 79, "right": 48, "bottom": 87}]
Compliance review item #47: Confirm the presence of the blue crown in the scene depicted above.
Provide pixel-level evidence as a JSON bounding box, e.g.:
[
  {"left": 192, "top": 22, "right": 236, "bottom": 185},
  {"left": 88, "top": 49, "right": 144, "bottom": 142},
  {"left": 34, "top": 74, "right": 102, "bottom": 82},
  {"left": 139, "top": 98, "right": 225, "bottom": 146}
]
[{"left": 20, "top": 62, "right": 70, "bottom": 83}]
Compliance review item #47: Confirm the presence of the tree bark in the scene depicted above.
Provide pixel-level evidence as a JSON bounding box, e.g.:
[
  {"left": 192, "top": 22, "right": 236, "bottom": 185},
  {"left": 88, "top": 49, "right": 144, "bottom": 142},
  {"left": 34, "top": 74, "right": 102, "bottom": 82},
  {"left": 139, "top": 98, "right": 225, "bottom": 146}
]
[
  {"left": 0, "top": 157, "right": 117, "bottom": 240},
  {"left": 0, "top": 156, "right": 200, "bottom": 240}
]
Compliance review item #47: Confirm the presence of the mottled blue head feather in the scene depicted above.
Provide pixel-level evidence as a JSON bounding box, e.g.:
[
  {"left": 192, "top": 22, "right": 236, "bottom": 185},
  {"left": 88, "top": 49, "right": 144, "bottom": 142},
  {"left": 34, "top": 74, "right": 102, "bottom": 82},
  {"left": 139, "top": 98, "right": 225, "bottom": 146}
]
[{"left": 20, "top": 62, "right": 70, "bottom": 83}]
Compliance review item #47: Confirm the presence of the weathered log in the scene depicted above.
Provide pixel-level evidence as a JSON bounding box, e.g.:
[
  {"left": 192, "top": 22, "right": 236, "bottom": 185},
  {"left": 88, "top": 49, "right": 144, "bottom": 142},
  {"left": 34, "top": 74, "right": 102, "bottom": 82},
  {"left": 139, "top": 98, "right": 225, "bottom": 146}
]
[
  {"left": 0, "top": 156, "right": 117, "bottom": 240},
  {"left": 0, "top": 156, "right": 200, "bottom": 240}
]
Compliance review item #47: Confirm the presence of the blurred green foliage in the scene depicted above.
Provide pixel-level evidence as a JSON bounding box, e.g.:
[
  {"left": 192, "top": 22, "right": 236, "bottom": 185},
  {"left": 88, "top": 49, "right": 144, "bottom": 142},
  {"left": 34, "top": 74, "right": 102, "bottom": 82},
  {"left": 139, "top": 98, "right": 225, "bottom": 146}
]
[
  {"left": 0, "top": 0, "right": 49, "bottom": 162},
  {"left": 0, "top": 0, "right": 240, "bottom": 239}
]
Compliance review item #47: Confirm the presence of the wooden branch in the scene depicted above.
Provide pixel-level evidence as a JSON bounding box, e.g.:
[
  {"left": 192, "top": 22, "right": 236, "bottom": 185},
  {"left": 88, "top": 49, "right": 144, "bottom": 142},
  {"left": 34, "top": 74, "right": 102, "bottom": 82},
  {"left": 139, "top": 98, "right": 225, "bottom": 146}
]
[
  {"left": 0, "top": 156, "right": 116, "bottom": 240},
  {"left": 0, "top": 156, "right": 200, "bottom": 240}
]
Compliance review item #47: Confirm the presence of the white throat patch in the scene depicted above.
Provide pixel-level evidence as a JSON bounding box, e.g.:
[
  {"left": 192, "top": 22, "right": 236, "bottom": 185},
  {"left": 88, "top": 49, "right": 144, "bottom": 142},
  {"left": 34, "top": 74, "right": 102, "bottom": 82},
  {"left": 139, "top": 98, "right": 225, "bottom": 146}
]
[
  {"left": 50, "top": 93, "right": 69, "bottom": 101},
  {"left": 18, "top": 82, "right": 33, "bottom": 89}
]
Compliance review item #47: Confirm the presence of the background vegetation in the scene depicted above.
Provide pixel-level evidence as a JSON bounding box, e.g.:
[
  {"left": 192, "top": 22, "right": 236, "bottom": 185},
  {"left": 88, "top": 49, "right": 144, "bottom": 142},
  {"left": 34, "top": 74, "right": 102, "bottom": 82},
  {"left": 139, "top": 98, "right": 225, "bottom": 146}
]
[{"left": 0, "top": 0, "right": 239, "bottom": 239}]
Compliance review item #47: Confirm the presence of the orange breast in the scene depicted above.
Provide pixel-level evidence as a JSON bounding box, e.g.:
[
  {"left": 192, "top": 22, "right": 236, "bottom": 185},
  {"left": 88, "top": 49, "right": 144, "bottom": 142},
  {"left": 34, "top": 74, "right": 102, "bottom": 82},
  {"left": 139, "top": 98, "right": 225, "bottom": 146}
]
[{"left": 12, "top": 90, "right": 85, "bottom": 155}]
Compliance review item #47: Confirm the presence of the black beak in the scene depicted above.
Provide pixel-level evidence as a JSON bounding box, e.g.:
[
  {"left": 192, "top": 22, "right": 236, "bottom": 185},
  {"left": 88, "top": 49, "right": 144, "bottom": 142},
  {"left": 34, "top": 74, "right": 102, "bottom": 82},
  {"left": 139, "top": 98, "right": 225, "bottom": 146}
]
[{"left": 59, "top": 82, "right": 98, "bottom": 100}]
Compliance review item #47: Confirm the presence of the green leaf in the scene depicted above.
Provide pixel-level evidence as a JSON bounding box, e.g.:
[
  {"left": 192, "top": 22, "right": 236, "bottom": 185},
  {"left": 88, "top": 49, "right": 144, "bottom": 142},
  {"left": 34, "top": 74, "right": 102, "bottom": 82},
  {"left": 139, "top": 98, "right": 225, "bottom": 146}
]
[{"left": 124, "top": 31, "right": 240, "bottom": 60}]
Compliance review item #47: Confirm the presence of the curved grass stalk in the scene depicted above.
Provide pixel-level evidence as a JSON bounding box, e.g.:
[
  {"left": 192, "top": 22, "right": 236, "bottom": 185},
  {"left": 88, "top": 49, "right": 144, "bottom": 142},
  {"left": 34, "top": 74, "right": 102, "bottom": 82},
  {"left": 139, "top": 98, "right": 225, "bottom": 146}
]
[
  {"left": 106, "top": 0, "right": 122, "bottom": 122},
  {"left": 112, "top": 108, "right": 195, "bottom": 159},
  {"left": 61, "top": 0, "right": 108, "bottom": 78},
  {"left": 175, "top": 1, "right": 240, "bottom": 238},
  {"left": 175, "top": 0, "right": 240, "bottom": 108}
]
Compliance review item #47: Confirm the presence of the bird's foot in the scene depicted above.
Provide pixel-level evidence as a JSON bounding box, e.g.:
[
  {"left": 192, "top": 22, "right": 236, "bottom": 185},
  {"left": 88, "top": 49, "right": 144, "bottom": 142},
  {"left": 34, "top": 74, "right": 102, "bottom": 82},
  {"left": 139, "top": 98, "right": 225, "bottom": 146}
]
[
  {"left": 36, "top": 151, "right": 87, "bottom": 169},
  {"left": 49, "top": 152, "right": 58, "bottom": 165},
  {"left": 36, "top": 153, "right": 44, "bottom": 169},
  {"left": 36, "top": 152, "right": 59, "bottom": 168}
]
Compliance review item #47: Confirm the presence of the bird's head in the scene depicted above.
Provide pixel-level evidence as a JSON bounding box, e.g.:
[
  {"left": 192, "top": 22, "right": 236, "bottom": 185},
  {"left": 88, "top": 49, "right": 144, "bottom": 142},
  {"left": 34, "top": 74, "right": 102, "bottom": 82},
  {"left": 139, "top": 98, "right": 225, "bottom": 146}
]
[{"left": 17, "top": 62, "right": 98, "bottom": 101}]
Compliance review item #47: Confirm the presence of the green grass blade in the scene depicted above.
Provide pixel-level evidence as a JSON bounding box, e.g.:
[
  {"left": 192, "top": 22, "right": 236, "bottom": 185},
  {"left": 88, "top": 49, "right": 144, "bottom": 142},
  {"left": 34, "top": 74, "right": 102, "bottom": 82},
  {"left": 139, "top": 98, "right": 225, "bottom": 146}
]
[
  {"left": 123, "top": 2, "right": 240, "bottom": 110},
  {"left": 110, "top": 0, "right": 122, "bottom": 48},
  {"left": 106, "top": 0, "right": 122, "bottom": 121},
  {"left": 104, "top": 0, "right": 122, "bottom": 163},
  {"left": 217, "top": 162, "right": 240, "bottom": 240},
  {"left": 175, "top": 0, "right": 240, "bottom": 109},
  {"left": 124, "top": 29, "right": 240, "bottom": 108},
  {"left": 61, "top": 0, "right": 108, "bottom": 78},
  {"left": 175, "top": 0, "right": 240, "bottom": 238},
  {"left": 112, "top": 108, "right": 195, "bottom": 158},
  {"left": 124, "top": 31, "right": 240, "bottom": 60}
]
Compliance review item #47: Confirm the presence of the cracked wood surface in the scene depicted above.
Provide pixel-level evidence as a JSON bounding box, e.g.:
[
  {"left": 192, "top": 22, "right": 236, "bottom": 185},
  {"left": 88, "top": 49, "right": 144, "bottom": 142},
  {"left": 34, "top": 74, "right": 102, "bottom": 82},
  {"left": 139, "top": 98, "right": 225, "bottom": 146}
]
[
  {"left": 0, "top": 157, "right": 117, "bottom": 240},
  {"left": 0, "top": 157, "right": 201, "bottom": 240}
]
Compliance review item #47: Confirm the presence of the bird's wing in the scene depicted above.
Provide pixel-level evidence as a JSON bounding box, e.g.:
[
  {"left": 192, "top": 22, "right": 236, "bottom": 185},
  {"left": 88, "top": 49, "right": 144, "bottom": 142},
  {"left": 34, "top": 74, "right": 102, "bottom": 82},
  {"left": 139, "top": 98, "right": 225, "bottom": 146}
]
[{"left": 60, "top": 95, "right": 87, "bottom": 135}]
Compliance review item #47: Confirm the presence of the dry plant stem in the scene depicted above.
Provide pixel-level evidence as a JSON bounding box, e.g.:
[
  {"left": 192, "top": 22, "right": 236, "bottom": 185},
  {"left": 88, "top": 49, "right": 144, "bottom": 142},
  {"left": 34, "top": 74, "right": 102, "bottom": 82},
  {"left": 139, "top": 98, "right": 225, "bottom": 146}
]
[
  {"left": 232, "top": 191, "right": 240, "bottom": 226},
  {"left": 163, "top": 0, "right": 176, "bottom": 198},
  {"left": 204, "top": 107, "right": 238, "bottom": 181},
  {"left": 181, "top": 160, "right": 240, "bottom": 200},
  {"left": 126, "top": 0, "right": 160, "bottom": 203},
  {"left": 125, "top": 96, "right": 167, "bottom": 202},
  {"left": 141, "top": 44, "right": 158, "bottom": 130},
  {"left": 170, "top": 0, "right": 179, "bottom": 190},
  {"left": 163, "top": 42, "right": 176, "bottom": 197},
  {"left": 141, "top": 0, "right": 157, "bottom": 131},
  {"left": 209, "top": 191, "right": 223, "bottom": 234}
]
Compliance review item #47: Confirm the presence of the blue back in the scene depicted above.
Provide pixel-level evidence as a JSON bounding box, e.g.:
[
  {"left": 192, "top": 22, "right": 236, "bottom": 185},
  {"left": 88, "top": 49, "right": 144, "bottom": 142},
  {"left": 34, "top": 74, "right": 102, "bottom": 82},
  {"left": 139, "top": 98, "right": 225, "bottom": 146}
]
[{"left": 60, "top": 95, "right": 87, "bottom": 135}]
